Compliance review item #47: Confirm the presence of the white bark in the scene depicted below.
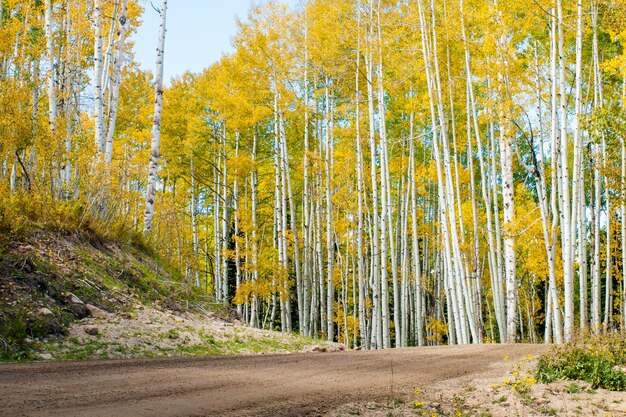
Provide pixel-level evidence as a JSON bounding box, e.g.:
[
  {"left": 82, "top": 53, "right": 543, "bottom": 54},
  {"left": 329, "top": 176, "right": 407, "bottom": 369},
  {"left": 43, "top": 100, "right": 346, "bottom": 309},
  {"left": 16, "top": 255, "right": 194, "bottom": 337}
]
[
  {"left": 354, "top": 18, "right": 368, "bottom": 348},
  {"left": 460, "top": 0, "right": 505, "bottom": 341},
  {"left": 324, "top": 82, "right": 335, "bottom": 341},
  {"left": 105, "top": 0, "right": 129, "bottom": 164},
  {"left": 191, "top": 155, "right": 200, "bottom": 287},
  {"left": 409, "top": 111, "right": 424, "bottom": 346},
  {"left": 556, "top": 0, "right": 575, "bottom": 342},
  {"left": 93, "top": 0, "right": 105, "bottom": 153},
  {"left": 366, "top": 0, "right": 381, "bottom": 348},
  {"left": 44, "top": 0, "right": 57, "bottom": 141},
  {"left": 548, "top": 9, "right": 563, "bottom": 343},
  {"left": 143, "top": 0, "right": 168, "bottom": 235}
]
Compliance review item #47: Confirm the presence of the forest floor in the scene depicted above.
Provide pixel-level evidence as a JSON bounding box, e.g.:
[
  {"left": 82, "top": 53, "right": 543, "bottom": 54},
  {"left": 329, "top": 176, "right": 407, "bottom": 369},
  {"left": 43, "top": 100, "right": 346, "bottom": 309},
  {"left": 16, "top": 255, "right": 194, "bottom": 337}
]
[{"left": 5, "top": 343, "right": 621, "bottom": 417}]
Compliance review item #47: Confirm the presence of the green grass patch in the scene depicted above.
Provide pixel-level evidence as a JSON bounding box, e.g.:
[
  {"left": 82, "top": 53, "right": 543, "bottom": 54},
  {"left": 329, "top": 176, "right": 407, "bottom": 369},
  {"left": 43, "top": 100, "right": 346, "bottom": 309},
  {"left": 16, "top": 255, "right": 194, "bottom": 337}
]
[{"left": 535, "top": 333, "right": 626, "bottom": 391}]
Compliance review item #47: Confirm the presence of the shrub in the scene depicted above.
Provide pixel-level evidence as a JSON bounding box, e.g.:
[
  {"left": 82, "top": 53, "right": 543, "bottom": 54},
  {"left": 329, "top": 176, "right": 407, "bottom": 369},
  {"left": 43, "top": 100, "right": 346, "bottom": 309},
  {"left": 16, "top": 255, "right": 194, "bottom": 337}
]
[{"left": 535, "top": 333, "right": 626, "bottom": 391}]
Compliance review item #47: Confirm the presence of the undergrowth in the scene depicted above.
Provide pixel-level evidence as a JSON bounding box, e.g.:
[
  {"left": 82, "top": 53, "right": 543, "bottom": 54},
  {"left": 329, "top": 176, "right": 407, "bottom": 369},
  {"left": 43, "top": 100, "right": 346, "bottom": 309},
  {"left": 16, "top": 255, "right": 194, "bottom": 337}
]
[
  {"left": 0, "top": 187, "right": 147, "bottom": 247},
  {"left": 0, "top": 190, "right": 212, "bottom": 361},
  {"left": 535, "top": 333, "right": 626, "bottom": 391}
]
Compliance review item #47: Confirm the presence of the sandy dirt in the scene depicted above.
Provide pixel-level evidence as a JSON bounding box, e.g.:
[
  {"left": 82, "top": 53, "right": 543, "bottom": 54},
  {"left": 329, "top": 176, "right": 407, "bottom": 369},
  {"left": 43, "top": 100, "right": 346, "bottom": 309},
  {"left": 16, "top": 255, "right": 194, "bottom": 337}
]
[
  {"left": 0, "top": 344, "right": 548, "bottom": 417},
  {"left": 45, "top": 306, "right": 338, "bottom": 359}
]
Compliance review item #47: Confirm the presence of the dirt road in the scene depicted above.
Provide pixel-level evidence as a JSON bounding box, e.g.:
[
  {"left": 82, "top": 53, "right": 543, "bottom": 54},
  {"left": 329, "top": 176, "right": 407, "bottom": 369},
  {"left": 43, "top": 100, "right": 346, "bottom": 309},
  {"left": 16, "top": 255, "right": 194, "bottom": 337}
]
[{"left": 0, "top": 344, "right": 548, "bottom": 417}]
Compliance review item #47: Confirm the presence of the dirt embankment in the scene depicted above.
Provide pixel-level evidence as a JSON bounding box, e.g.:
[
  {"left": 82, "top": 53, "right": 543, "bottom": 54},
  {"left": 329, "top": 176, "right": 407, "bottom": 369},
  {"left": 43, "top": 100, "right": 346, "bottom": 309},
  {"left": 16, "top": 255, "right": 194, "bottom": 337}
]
[{"left": 0, "top": 344, "right": 547, "bottom": 417}]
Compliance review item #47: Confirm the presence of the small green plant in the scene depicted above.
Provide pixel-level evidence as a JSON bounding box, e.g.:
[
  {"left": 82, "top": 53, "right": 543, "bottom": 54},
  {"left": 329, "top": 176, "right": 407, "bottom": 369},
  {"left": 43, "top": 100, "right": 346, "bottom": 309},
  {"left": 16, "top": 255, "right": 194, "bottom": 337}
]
[
  {"left": 164, "top": 328, "right": 180, "bottom": 339},
  {"left": 492, "top": 355, "right": 537, "bottom": 395},
  {"left": 566, "top": 382, "right": 582, "bottom": 394},
  {"left": 535, "top": 333, "right": 626, "bottom": 391},
  {"left": 537, "top": 405, "right": 558, "bottom": 416},
  {"left": 492, "top": 395, "right": 507, "bottom": 404}
]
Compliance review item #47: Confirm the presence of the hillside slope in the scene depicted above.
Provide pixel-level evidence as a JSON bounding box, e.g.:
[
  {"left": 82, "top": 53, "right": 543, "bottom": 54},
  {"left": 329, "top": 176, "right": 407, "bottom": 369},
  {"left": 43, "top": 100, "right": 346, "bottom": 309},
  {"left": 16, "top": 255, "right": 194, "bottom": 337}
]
[{"left": 0, "top": 229, "right": 332, "bottom": 361}]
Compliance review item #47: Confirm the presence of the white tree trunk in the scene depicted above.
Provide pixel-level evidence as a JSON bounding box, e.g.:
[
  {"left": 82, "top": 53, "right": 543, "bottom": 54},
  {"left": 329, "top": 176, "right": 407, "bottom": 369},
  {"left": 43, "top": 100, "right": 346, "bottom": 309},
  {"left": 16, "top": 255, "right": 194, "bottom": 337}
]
[
  {"left": 44, "top": 0, "right": 58, "bottom": 184},
  {"left": 143, "top": 0, "right": 168, "bottom": 235},
  {"left": 105, "top": 0, "right": 129, "bottom": 164},
  {"left": 93, "top": 0, "right": 105, "bottom": 153}
]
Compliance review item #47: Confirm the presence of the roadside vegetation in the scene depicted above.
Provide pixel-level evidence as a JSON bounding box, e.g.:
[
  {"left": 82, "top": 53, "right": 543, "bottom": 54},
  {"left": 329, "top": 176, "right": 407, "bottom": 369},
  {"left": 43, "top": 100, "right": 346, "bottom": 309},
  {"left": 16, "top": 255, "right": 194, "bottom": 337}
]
[
  {"left": 330, "top": 336, "right": 626, "bottom": 416},
  {"left": 535, "top": 333, "right": 626, "bottom": 391},
  {"left": 0, "top": 212, "right": 331, "bottom": 361}
]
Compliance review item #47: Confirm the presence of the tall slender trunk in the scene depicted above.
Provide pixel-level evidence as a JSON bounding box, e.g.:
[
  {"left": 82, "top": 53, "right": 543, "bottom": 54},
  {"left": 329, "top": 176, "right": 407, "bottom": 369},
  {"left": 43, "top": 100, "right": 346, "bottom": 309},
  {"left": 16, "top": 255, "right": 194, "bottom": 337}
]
[
  {"left": 143, "top": 0, "right": 168, "bottom": 235},
  {"left": 324, "top": 81, "right": 335, "bottom": 341},
  {"left": 301, "top": 4, "right": 311, "bottom": 336},
  {"left": 548, "top": 8, "right": 564, "bottom": 342},
  {"left": 191, "top": 155, "right": 200, "bottom": 287},
  {"left": 105, "top": 0, "right": 129, "bottom": 163},
  {"left": 375, "top": 2, "right": 390, "bottom": 348},
  {"left": 366, "top": 0, "right": 381, "bottom": 348},
  {"left": 556, "top": 0, "right": 575, "bottom": 342},
  {"left": 460, "top": 0, "right": 504, "bottom": 341},
  {"left": 250, "top": 132, "right": 260, "bottom": 327},
  {"left": 93, "top": 0, "right": 105, "bottom": 153},
  {"left": 418, "top": 0, "right": 459, "bottom": 344},
  {"left": 410, "top": 112, "right": 424, "bottom": 346},
  {"left": 494, "top": 0, "right": 517, "bottom": 343},
  {"left": 44, "top": 0, "right": 58, "bottom": 189},
  {"left": 354, "top": 16, "right": 368, "bottom": 348}
]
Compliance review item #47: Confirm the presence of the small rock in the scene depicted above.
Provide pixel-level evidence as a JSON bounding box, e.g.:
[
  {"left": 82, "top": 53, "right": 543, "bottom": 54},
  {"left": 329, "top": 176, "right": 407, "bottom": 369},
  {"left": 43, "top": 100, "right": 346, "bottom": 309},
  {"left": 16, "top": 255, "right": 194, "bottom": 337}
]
[
  {"left": 24, "top": 337, "right": 33, "bottom": 344},
  {"left": 67, "top": 303, "right": 90, "bottom": 319},
  {"left": 337, "top": 344, "right": 346, "bottom": 351},
  {"left": 38, "top": 307, "right": 55, "bottom": 317},
  {"left": 83, "top": 325, "right": 100, "bottom": 336},
  {"left": 68, "top": 293, "right": 84, "bottom": 305},
  {"left": 312, "top": 346, "right": 327, "bottom": 353},
  {"left": 85, "top": 304, "right": 111, "bottom": 318},
  {"left": 39, "top": 353, "right": 53, "bottom": 360}
]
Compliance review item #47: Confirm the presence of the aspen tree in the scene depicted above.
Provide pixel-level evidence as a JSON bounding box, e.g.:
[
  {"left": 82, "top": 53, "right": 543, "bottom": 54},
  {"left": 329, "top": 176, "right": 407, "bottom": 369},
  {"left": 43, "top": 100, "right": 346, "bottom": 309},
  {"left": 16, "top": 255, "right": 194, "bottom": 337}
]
[
  {"left": 548, "top": 7, "right": 564, "bottom": 343},
  {"left": 44, "top": 0, "right": 57, "bottom": 164},
  {"left": 93, "top": 0, "right": 105, "bottom": 153},
  {"left": 143, "top": 0, "right": 167, "bottom": 235},
  {"left": 459, "top": 0, "right": 505, "bottom": 341},
  {"left": 492, "top": 0, "right": 517, "bottom": 343},
  {"left": 324, "top": 81, "right": 335, "bottom": 340},
  {"left": 366, "top": 0, "right": 382, "bottom": 349},
  {"left": 591, "top": 0, "right": 602, "bottom": 333},
  {"left": 233, "top": 133, "right": 241, "bottom": 312},
  {"left": 301, "top": 1, "right": 311, "bottom": 336},
  {"left": 250, "top": 132, "right": 260, "bottom": 327},
  {"left": 105, "top": 0, "right": 130, "bottom": 164},
  {"left": 567, "top": 0, "right": 584, "bottom": 340},
  {"left": 354, "top": 6, "right": 368, "bottom": 348},
  {"left": 375, "top": 1, "right": 391, "bottom": 348},
  {"left": 221, "top": 126, "right": 230, "bottom": 304}
]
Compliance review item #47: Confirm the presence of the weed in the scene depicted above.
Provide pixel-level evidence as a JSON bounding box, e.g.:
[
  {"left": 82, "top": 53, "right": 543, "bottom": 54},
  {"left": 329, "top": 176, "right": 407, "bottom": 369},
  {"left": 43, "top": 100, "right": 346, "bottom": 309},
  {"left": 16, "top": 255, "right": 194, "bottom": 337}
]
[
  {"left": 535, "top": 333, "right": 626, "bottom": 391},
  {"left": 493, "top": 355, "right": 537, "bottom": 395},
  {"left": 164, "top": 329, "right": 180, "bottom": 339},
  {"left": 492, "top": 396, "right": 507, "bottom": 404},
  {"left": 566, "top": 382, "right": 582, "bottom": 394},
  {"left": 537, "top": 405, "right": 558, "bottom": 416}
]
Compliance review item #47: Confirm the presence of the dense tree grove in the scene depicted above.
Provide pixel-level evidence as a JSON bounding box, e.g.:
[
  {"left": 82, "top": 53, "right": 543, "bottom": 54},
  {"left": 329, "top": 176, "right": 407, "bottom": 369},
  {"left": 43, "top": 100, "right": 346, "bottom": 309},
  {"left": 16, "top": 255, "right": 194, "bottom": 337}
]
[{"left": 3, "top": 0, "right": 626, "bottom": 347}]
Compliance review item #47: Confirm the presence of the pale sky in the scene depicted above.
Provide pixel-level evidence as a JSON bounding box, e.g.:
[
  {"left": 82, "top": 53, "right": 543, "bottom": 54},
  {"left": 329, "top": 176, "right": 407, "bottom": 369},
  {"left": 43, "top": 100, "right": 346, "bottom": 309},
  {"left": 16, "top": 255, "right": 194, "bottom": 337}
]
[{"left": 131, "top": 0, "right": 298, "bottom": 83}]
